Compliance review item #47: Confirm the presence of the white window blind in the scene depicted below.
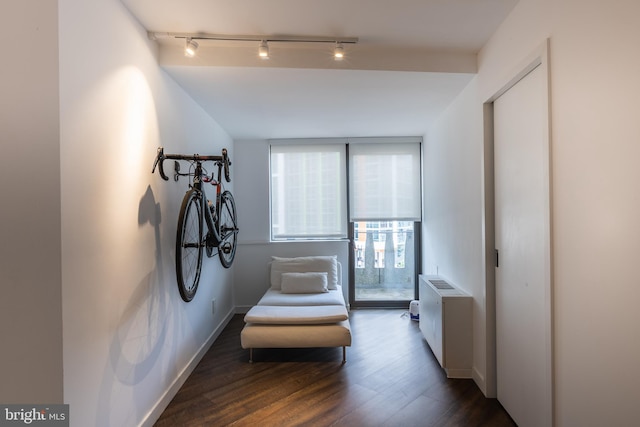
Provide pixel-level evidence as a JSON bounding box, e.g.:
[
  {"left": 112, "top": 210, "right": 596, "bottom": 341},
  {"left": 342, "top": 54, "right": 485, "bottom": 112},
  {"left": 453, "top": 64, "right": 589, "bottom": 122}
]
[
  {"left": 270, "top": 143, "right": 347, "bottom": 239},
  {"left": 349, "top": 142, "right": 422, "bottom": 221}
]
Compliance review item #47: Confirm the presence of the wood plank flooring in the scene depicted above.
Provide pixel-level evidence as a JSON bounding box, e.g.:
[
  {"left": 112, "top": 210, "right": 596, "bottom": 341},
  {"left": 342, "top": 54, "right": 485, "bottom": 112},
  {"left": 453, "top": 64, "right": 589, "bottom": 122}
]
[{"left": 155, "top": 309, "right": 515, "bottom": 426}]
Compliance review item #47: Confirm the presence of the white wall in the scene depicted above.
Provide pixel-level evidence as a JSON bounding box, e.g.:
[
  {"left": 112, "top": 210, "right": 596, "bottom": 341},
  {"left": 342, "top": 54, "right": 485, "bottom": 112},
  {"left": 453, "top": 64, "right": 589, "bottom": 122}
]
[
  {"left": 423, "top": 78, "right": 487, "bottom": 390},
  {"left": 59, "top": 0, "right": 234, "bottom": 426},
  {"left": 428, "top": 0, "right": 640, "bottom": 424},
  {"left": 0, "top": 1, "right": 63, "bottom": 403},
  {"left": 233, "top": 140, "right": 349, "bottom": 309},
  {"left": 543, "top": 2, "right": 640, "bottom": 425}
]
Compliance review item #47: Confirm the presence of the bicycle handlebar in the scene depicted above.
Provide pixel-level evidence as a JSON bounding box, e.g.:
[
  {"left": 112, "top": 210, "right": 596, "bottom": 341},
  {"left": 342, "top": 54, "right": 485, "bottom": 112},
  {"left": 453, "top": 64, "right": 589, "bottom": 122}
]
[{"left": 152, "top": 147, "right": 232, "bottom": 182}]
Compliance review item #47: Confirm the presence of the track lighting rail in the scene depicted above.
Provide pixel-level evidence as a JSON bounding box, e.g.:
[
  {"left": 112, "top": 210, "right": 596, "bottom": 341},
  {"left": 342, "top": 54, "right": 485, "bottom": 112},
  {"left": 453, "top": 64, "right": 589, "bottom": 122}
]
[{"left": 148, "top": 31, "right": 358, "bottom": 45}]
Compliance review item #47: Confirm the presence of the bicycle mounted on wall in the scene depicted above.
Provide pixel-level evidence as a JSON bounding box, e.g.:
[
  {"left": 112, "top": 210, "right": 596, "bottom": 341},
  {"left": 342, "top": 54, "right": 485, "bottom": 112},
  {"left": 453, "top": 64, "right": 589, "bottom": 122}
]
[{"left": 152, "top": 147, "right": 238, "bottom": 302}]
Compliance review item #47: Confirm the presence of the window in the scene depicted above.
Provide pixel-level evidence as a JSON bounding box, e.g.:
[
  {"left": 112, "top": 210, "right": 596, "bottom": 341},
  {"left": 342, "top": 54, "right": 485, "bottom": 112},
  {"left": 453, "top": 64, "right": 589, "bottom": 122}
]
[
  {"left": 270, "top": 143, "right": 347, "bottom": 240},
  {"left": 348, "top": 140, "right": 422, "bottom": 306},
  {"left": 349, "top": 142, "right": 422, "bottom": 222},
  {"left": 269, "top": 138, "right": 421, "bottom": 243},
  {"left": 269, "top": 138, "right": 422, "bottom": 306}
]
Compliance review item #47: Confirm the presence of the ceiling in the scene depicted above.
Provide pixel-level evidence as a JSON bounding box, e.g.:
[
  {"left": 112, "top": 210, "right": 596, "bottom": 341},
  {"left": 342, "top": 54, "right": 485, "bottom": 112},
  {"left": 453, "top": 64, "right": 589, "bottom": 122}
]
[{"left": 122, "top": 0, "right": 518, "bottom": 140}]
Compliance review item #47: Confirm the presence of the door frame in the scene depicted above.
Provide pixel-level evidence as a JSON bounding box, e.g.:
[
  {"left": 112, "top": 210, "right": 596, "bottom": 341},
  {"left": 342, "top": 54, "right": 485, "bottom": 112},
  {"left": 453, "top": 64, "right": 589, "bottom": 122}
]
[{"left": 481, "top": 39, "right": 554, "bottom": 422}]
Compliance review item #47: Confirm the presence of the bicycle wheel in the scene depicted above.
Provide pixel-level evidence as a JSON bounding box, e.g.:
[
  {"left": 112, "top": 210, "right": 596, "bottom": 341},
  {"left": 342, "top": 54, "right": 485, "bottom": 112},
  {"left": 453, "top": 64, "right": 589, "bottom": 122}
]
[
  {"left": 176, "top": 189, "right": 204, "bottom": 302},
  {"left": 217, "top": 190, "right": 238, "bottom": 268}
]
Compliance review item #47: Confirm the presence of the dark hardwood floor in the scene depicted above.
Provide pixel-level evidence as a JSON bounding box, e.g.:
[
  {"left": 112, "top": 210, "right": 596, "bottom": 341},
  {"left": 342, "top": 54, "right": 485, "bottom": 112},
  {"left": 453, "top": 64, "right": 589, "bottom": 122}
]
[{"left": 155, "top": 309, "right": 515, "bottom": 427}]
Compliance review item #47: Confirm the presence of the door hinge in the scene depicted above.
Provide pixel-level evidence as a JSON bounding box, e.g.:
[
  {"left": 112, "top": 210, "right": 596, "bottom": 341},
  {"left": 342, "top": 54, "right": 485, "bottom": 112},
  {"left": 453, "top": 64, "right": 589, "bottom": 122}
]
[{"left": 495, "top": 249, "right": 499, "bottom": 268}]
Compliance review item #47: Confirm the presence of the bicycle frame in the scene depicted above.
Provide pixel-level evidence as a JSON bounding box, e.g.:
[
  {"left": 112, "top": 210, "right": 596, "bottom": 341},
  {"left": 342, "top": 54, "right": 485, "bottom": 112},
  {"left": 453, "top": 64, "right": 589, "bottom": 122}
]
[
  {"left": 154, "top": 149, "right": 232, "bottom": 250},
  {"left": 189, "top": 160, "right": 225, "bottom": 253}
]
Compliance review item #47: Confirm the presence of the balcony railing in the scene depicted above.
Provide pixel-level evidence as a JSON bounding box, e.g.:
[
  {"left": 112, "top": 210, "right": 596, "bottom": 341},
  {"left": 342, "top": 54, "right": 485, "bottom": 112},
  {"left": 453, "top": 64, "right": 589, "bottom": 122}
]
[{"left": 354, "top": 229, "right": 415, "bottom": 300}]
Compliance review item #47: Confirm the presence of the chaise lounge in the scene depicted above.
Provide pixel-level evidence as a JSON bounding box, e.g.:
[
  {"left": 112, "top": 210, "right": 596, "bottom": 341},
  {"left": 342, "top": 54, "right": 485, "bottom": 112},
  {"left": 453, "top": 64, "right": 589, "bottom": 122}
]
[{"left": 240, "top": 255, "right": 352, "bottom": 363}]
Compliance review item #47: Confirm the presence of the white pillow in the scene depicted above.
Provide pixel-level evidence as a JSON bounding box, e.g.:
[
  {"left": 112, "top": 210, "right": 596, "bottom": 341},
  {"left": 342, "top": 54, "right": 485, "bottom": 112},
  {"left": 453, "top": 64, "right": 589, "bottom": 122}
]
[
  {"left": 280, "top": 272, "right": 329, "bottom": 294},
  {"left": 270, "top": 255, "right": 339, "bottom": 290}
]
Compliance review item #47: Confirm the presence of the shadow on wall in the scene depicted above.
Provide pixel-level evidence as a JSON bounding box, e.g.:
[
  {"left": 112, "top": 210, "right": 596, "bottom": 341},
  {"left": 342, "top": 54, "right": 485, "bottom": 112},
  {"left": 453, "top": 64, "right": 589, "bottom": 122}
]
[{"left": 95, "top": 186, "right": 172, "bottom": 425}]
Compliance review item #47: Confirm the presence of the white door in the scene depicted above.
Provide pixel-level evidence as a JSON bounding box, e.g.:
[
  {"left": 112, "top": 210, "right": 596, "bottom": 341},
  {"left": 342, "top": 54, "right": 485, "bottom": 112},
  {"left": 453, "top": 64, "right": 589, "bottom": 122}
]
[{"left": 494, "top": 64, "right": 552, "bottom": 426}]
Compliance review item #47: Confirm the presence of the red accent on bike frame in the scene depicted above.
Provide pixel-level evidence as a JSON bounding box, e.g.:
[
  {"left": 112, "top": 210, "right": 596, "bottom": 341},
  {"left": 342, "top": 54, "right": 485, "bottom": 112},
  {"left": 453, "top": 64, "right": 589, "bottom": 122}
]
[{"left": 203, "top": 175, "right": 218, "bottom": 185}]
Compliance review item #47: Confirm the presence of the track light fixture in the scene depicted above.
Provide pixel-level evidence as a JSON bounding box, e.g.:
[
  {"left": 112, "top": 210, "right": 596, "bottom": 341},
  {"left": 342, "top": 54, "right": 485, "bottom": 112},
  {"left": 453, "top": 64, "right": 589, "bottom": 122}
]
[
  {"left": 184, "top": 38, "right": 198, "bottom": 57},
  {"left": 333, "top": 42, "right": 345, "bottom": 61},
  {"left": 258, "top": 40, "right": 269, "bottom": 59},
  {"left": 149, "top": 31, "right": 358, "bottom": 61}
]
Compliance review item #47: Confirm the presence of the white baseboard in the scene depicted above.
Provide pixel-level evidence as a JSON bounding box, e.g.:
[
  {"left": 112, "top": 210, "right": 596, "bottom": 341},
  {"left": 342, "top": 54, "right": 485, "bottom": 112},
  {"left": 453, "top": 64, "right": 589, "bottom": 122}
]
[
  {"left": 139, "top": 308, "right": 235, "bottom": 427},
  {"left": 444, "top": 368, "right": 473, "bottom": 379},
  {"left": 472, "top": 366, "right": 489, "bottom": 397}
]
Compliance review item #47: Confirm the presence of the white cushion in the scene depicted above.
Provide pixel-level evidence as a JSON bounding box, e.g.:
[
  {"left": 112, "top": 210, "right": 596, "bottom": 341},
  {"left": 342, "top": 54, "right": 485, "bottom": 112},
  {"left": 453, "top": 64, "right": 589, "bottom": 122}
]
[
  {"left": 244, "top": 305, "right": 348, "bottom": 324},
  {"left": 270, "top": 255, "right": 339, "bottom": 290},
  {"left": 280, "top": 272, "right": 328, "bottom": 294},
  {"left": 257, "top": 286, "right": 346, "bottom": 306}
]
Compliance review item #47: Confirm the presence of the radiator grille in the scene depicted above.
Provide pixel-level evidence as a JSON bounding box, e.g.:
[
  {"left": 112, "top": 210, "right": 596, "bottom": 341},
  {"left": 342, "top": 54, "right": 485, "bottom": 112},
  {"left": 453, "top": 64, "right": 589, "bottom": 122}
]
[{"left": 429, "top": 279, "right": 454, "bottom": 290}]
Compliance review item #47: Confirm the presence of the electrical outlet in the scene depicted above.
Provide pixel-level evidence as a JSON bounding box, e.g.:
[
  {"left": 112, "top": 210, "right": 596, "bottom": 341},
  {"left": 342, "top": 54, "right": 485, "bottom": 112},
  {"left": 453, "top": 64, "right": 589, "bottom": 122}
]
[{"left": 211, "top": 299, "right": 216, "bottom": 315}]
